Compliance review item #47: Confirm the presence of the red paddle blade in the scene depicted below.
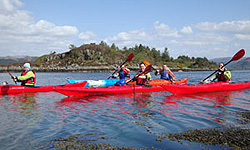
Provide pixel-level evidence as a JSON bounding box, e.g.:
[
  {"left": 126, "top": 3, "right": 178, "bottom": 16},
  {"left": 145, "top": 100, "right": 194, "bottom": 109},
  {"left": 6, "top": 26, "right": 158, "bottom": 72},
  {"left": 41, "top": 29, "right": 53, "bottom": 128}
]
[
  {"left": 231, "top": 49, "right": 245, "bottom": 61},
  {"left": 144, "top": 65, "right": 152, "bottom": 74},
  {"left": 126, "top": 53, "right": 134, "bottom": 62}
]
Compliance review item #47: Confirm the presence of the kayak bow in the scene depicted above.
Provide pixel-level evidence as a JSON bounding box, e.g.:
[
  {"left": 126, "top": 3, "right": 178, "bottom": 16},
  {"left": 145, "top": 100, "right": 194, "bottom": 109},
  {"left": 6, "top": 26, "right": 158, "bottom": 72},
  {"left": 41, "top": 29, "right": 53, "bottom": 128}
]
[{"left": 161, "top": 81, "right": 250, "bottom": 95}]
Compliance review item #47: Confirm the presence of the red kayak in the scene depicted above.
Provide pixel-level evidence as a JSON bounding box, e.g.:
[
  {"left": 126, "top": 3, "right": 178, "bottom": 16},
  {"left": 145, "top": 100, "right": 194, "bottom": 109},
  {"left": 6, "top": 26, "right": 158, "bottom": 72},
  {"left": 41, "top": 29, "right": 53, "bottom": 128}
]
[
  {"left": 54, "top": 84, "right": 166, "bottom": 97},
  {"left": 161, "top": 81, "right": 250, "bottom": 95},
  {"left": 0, "top": 81, "right": 87, "bottom": 95}
]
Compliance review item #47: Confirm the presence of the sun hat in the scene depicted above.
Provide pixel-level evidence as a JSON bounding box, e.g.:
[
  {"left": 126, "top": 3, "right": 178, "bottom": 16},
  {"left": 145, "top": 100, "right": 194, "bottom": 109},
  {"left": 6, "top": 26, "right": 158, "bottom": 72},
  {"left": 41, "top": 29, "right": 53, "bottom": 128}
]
[{"left": 23, "top": 63, "right": 31, "bottom": 69}]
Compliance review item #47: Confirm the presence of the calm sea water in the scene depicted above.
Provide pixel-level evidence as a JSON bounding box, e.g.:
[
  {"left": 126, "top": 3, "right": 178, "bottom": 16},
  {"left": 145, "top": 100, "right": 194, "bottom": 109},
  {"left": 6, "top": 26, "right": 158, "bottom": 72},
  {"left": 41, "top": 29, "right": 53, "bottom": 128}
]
[{"left": 0, "top": 70, "right": 249, "bottom": 149}]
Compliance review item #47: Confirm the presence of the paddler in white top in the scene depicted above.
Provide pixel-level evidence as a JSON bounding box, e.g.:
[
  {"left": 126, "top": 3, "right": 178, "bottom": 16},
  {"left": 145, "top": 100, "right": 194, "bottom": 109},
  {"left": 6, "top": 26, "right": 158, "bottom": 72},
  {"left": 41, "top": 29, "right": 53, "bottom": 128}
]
[{"left": 12, "top": 63, "right": 36, "bottom": 87}]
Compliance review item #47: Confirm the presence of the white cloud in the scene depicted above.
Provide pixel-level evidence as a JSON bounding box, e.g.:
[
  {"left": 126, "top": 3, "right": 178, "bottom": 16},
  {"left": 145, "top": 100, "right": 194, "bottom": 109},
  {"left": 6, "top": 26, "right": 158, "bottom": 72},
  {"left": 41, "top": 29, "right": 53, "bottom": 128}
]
[
  {"left": 180, "top": 26, "right": 193, "bottom": 34},
  {"left": 102, "top": 20, "right": 248, "bottom": 58},
  {"left": 0, "top": 0, "right": 23, "bottom": 14},
  {"left": 78, "top": 31, "right": 96, "bottom": 40},
  {"left": 104, "top": 29, "right": 150, "bottom": 47},
  {"left": 153, "top": 21, "right": 180, "bottom": 38},
  {"left": 235, "top": 34, "right": 250, "bottom": 41},
  {"left": 0, "top": 0, "right": 79, "bottom": 56},
  {"left": 195, "top": 20, "right": 250, "bottom": 34}
]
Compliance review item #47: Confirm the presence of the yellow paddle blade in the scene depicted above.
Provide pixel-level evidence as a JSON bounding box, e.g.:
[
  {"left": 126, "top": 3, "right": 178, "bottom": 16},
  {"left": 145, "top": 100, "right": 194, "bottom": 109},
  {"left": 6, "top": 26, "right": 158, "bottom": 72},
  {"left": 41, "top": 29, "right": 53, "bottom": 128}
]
[{"left": 143, "top": 60, "right": 151, "bottom": 66}]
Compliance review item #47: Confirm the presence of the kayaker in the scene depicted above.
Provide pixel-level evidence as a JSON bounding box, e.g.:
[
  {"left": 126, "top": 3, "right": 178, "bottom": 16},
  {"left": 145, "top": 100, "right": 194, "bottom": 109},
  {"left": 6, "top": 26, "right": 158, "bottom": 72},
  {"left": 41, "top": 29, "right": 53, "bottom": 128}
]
[
  {"left": 12, "top": 63, "right": 36, "bottom": 87},
  {"left": 111, "top": 65, "right": 130, "bottom": 86},
  {"left": 132, "top": 62, "right": 151, "bottom": 85},
  {"left": 202, "top": 62, "right": 231, "bottom": 83},
  {"left": 111, "top": 65, "right": 130, "bottom": 79},
  {"left": 155, "top": 64, "right": 175, "bottom": 83}
]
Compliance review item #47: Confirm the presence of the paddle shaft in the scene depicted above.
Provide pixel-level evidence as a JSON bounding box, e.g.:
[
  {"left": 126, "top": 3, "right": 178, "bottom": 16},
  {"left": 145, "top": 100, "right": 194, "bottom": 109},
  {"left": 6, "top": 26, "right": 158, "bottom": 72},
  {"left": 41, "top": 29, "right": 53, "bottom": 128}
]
[
  {"left": 7, "top": 71, "right": 17, "bottom": 84},
  {"left": 7, "top": 71, "right": 14, "bottom": 78},
  {"left": 107, "top": 53, "right": 134, "bottom": 79},
  {"left": 108, "top": 61, "right": 127, "bottom": 79}
]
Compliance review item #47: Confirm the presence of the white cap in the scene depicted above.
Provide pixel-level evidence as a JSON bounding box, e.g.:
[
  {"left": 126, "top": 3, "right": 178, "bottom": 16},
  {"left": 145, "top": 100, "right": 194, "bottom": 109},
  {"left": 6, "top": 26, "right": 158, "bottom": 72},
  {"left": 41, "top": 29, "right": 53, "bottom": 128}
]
[{"left": 23, "top": 63, "right": 31, "bottom": 69}]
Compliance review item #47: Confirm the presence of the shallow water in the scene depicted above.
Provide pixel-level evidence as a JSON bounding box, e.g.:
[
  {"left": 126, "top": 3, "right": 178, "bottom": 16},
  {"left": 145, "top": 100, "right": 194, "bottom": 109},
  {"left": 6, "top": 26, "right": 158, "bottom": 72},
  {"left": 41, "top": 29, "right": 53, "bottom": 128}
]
[{"left": 0, "top": 70, "right": 249, "bottom": 149}]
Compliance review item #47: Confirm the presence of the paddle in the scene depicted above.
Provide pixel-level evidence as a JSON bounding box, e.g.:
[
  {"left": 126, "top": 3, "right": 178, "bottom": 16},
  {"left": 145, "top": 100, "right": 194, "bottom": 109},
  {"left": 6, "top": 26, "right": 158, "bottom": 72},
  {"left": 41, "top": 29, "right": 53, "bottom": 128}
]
[
  {"left": 143, "top": 60, "right": 157, "bottom": 70},
  {"left": 7, "top": 71, "right": 17, "bottom": 84},
  {"left": 202, "top": 49, "right": 245, "bottom": 82},
  {"left": 127, "top": 65, "right": 152, "bottom": 83},
  {"left": 107, "top": 53, "right": 134, "bottom": 79}
]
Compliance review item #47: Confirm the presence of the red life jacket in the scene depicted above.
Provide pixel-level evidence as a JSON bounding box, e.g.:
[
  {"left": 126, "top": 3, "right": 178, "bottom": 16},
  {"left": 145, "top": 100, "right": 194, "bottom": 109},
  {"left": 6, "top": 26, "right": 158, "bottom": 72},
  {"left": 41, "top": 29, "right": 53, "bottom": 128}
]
[
  {"left": 135, "top": 72, "right": 149, "bottom": 85},
  {"left": 216, "top": 72, "right": 229, "bottom": 82},
  {"left": 21, "top": 70, "right": 36, "bottom": 86}
]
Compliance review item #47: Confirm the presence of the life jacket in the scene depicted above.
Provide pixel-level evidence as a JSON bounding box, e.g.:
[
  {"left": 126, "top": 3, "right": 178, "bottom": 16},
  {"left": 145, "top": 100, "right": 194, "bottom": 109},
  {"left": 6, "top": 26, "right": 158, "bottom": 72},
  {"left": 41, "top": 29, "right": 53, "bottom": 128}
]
[
  {"left": 118, "top": 68, "right": 130, "bottom": 79},
  {"left": 135, "top": 72, "right": 149, "bottom": 85},
  {"left": 115, "top": 79, "right": 126, "bottom": 86},
  {"left": 216, "top": 71, "right": 231, "bottom": 82},
  {"left": 21, "top": 70, "right": 36, "bottom": 86},
  {"left": 158, "top": 70, "right": 175, "bottom": 80}
]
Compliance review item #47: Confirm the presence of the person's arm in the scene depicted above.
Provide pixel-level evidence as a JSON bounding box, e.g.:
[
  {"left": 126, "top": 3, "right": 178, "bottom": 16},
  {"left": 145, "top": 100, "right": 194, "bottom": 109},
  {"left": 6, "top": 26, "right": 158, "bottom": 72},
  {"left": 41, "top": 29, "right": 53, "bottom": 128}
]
[
  {"left": 17, "top": 71, "right": 35, "bottom": 81},
  {"left": 168, "top": 70, "right": 175, "bottom": 81},
  {"left": 224, "top": 71, "right": 231, "bottom": 79},
  {"left": 145, "top": 73, "right": 151, "bottom": 80}
]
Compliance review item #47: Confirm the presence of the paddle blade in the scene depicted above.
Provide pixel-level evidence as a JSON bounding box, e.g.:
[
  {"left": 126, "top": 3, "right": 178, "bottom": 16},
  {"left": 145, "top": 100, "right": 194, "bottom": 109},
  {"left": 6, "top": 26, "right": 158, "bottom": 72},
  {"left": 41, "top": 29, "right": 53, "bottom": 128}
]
[
  {"left": 231, "top": 49, "right": 245, "bottom": 61},
  {"left": 126, "top": 53, "right": 134, "bottom": 62},
  {"left": 143, "top": 60, "right": 151, "bottom": 66},
  {"left": 144, "top": 65, "right": 152, "bottom": 74}
]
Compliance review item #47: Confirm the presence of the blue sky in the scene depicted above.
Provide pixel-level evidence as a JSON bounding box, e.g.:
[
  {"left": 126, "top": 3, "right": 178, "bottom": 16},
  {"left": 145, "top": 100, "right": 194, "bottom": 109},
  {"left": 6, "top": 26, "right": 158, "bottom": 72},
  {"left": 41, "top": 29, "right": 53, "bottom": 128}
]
[{"left": 0, "top": 0, "right": 250, "bottom": 59}]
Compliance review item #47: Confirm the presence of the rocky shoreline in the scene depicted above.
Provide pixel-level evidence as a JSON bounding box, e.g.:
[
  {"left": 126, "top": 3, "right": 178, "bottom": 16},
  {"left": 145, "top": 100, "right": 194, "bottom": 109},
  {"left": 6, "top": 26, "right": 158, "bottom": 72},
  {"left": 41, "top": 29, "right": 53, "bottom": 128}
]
[{"left": 0, "top": 65, "right": 214, "bottom": 73}]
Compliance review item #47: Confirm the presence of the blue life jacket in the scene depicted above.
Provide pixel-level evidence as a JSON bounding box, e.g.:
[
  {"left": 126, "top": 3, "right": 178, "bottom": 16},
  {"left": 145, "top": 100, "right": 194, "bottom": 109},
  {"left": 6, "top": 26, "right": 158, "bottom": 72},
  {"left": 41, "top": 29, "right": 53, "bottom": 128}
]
[
  {"left": 119, "top": 70, "right": 130, "bottom": 79},
  {"left": 160, "top": 70, "right": 169, "bottom": 80},
  {"left": 115, "top": 79, "right": 126, "bottom": 86}
]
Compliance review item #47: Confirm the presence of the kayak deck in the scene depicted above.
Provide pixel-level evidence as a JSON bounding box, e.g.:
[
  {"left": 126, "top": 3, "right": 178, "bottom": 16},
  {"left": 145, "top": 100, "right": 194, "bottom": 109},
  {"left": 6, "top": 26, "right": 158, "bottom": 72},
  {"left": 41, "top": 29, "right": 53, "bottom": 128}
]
[
  {"left": 0, "top": 81, "right": 87, "bottom": 95},
  {"left": 161, "top": 81, "right": 250, "bottom": 95},
  {"left": 66, "top": 78, "right": 119, "bottom": 87},
  {"left": 55, "top": 84, "right": 166, "bottom": 97}
]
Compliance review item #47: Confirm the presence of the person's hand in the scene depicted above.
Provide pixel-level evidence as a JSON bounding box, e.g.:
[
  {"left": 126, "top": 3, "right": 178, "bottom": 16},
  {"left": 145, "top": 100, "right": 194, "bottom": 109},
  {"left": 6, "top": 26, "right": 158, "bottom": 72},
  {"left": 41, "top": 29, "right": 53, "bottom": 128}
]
[
  {"left": 12, "top": 76, "right": 17, "bottom": 82},
  {"left": 200, "top": 80, "right": 204, "bottom": 84}
]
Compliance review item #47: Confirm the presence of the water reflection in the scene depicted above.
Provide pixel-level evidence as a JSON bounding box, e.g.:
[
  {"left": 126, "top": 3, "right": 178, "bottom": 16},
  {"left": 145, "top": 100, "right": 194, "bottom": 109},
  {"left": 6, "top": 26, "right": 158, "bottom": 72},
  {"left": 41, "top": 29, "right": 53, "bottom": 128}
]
[
  {"left": 165, "top": 91, "right": 232, "bottom": 106},
  {"left": 55, "top": 93, "right": 157, "bottom": 132},
  {"left": 160, "top": 92, "right": 234, "bottom": 124},
  {"left": 0, "top": 93, "right": 38, "bottom": 112}
]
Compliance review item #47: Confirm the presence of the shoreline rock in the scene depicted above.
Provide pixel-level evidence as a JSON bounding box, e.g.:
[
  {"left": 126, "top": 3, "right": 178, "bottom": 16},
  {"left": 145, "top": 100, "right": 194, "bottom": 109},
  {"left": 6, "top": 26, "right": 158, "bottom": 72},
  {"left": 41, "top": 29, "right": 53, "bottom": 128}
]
[{"left": 0, "top": 65, "right": 215, "bottom": 73}]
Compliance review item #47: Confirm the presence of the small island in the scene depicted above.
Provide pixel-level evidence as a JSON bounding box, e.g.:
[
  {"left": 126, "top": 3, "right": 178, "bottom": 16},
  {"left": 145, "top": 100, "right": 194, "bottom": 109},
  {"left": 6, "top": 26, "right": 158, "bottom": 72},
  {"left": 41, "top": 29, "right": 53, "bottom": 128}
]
[{"left": 0, "top": 42, "right": 221, "bottom": 72}]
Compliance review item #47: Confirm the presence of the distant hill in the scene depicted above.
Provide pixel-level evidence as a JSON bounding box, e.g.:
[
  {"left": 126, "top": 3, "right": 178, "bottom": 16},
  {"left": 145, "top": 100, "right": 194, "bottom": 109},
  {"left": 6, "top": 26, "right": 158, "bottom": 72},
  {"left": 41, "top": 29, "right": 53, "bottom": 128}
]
[
  {"left": 210, "top": 57, "right": 250, "bottom": 70},
  {"left": 0, "top": 56, "right": 37, "bottom": 65}
]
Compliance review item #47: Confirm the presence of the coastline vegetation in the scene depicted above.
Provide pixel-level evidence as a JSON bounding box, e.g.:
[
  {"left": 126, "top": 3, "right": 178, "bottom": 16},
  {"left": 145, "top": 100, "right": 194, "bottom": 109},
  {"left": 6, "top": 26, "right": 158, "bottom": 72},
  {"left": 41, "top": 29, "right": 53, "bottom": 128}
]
[
  {"left": 35, "top": 42, "right": 217, "bottom": 69},
  {"left": 1, "top": 42, "right": 218, "bottom": 72}
]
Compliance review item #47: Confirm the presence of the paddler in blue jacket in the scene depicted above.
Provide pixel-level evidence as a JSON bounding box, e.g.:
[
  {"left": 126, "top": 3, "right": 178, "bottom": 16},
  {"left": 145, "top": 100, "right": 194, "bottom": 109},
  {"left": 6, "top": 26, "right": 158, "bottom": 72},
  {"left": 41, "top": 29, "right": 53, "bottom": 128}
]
[
  {"left": 155, "top": 64, "right": 176, "bottom": 83},
  {"left": 12, "top": 63, "right": 36, "bottom": 87},
  {"left": 111, "top": 65, "right": 130, "bottom": 86},
  {"left": 202, "top": 62, "right": 231, "bottom": 83}
]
